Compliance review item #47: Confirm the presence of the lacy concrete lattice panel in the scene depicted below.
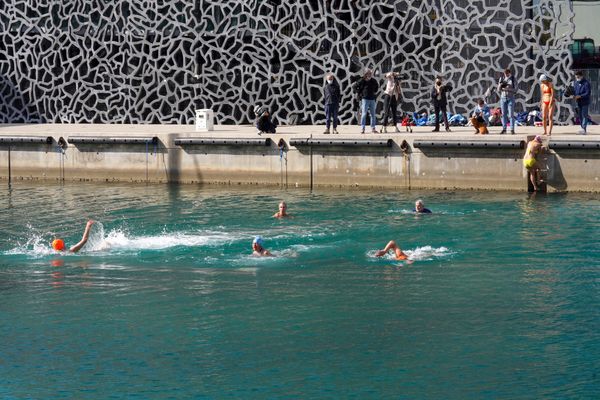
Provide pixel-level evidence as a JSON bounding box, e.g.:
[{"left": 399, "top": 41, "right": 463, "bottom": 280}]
[{"left": 0, "top": 0, "right": 574, "bottom": 124}]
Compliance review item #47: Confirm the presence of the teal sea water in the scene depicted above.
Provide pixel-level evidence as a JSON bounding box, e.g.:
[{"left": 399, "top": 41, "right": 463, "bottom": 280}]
[{"left": 0, "top": 183, "right": 599, "bottom": 399}]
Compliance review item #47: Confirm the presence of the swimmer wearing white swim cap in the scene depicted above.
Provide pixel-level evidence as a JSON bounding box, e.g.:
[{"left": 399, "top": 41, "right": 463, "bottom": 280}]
[{"left": 252, "top": 236, "right": 273, "bottom": 257}]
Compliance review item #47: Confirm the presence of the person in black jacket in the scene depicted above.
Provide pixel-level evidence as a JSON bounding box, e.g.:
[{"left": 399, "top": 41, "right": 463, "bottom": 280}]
[
  {"left": 355, "top": 69, "right": 379, "bottom": 134},
  {"left": 323, "top": 73, "right": 341, "bottom": 134},
  {"left": 573, "top": 70, "right": 591, "bottom": 135},
  {"left": 431, "top": 76, "right": 451, "bottom": 132},
  {"left": 254, "top": 106, "right": 276, "bottom": 134}
]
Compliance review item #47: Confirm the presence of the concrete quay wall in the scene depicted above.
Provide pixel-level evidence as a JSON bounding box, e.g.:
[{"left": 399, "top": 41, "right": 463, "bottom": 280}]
[{"left": 0, "top": 124, "right": 598, "bottom": 192}]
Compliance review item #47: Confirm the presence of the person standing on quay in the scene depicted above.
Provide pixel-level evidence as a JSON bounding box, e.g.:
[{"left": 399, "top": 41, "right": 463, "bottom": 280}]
[
  {"left": 380, "top": 72, "right": 402, "bottom": 133},
  {"left": 431, "top": 76, "right": 451, "bottom": 132},
  {"left": 573, "top": 70, "right": 591, "bottom": 135},
  {"left": 355, "top": 69, "right": 379, "bottom": 134},
  {"left": 539, "top": 74, "right": 555, "bottom": 136},
  {"left": 498, "top": 68, "right": 517, "bottom": 134},
  {"left": 323, "top": 73, "right": 341, "bottom": 134}
]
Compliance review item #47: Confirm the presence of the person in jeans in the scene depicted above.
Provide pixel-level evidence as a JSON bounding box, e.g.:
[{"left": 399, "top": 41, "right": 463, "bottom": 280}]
[
  {"left": 498, "top": 68, "right": 517, "bottom": 134},
  {"left": 573, "top": 70, "right": 591, "bottom": 135},
  {"left": 323, "top": 73, "right": 341, "bottom": 134},
  {"left": 431, "top": 76, "right": 451, "bottom": 132},
  {"left": 380, "top": 72, "right": 402, "bottom": 133},
  {"left": 355, "top": 69, "right": 379, "bottom": 133}
]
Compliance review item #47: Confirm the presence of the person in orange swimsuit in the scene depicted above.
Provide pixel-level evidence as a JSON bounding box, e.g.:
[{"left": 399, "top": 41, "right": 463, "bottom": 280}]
[
  {"left": 51, "top": 220, "right": 95, "bottom": 253},
  {"left": 375, "top": 240, "right": 409, "bottom": 260},
  {"left": 539, "top": 74, "right": 555, "bottom": 136}
]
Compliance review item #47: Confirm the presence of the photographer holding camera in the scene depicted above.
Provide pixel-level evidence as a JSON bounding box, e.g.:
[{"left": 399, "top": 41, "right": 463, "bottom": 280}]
[
  {"left": 431, "top": 76, "right": 451, "bottom": 132},
  {"left": 497, "top": 68, "right": 517, "bottom": 134},
  {"left": 380, "top": 72, "right": 403, "bottom": 133}
]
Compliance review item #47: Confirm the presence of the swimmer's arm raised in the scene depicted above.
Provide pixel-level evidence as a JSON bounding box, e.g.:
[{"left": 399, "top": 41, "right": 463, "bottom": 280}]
[{"left": 69, "top": 220, "right": 94, "bottom": 253}]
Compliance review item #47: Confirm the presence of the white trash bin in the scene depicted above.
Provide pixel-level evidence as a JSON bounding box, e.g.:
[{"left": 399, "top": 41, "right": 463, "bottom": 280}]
[{"left": 195, "top": 109, "right": 214, "bottom": 132}]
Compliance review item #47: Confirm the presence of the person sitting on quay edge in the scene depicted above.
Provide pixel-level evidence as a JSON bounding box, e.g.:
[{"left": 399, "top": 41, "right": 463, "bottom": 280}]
[
  {"left": 431, "top": 76, "right": 451, "bottom": 132},
  {"left": 51, "top": 220, "right": 95, "bottom": 253},
  {"left": 523, "top": 135, "right": 545, "bottom": 191},
  {"left": 573, "top": 70, "right": 591, "bottom": 135},
  {"left": 273, "top": 201, "right": 290, "bottom": 218},
  {"left": 355, "top": 68, "right": 379, "bottom": 134},
  {"left": 252, "top": 236, "right": 273, "bottom": 257},
  {"left": 323, "top": 73, "right": 341, "bottom": 134},
  {"left": 254, "top": 106, "right": 277, "bottom": 135},
  {"left": 470, "top": 98, "right": 490, "bottom": 135},
  {"left": 413, "top": 199, "right": 432, "bottom": 214},
  {"left": 380, "top": 72, "right": 403, "bottom": 133}
]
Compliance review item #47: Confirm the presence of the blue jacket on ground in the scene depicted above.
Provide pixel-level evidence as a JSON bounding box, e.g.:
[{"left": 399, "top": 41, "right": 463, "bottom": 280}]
[{"left": 574, "top": 78, "right": 591, "bottom": 106}]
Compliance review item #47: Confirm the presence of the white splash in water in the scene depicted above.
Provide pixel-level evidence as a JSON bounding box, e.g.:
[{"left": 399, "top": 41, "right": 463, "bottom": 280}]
[
  {"left": 405, "top": 246, "right": 454, "bottom": 261},
  {"left": 90, "top": 228, "right": 240, "bottom": 252},
  {"left": 5, "top": 221, "right": 243, "bottom": 256},
  {"left": 368, "top": 246, "right": 454, "bottom": 262}
]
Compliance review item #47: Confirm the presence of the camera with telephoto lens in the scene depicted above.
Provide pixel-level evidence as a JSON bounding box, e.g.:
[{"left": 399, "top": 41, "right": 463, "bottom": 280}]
[{"left": 392, "top": 72, "right": 408, "bottom": 82}]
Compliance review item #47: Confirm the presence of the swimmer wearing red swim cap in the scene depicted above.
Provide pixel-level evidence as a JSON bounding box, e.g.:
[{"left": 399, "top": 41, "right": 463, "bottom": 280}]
[{"left": 52, "top": 220, "right": 95, "bottom": 253}]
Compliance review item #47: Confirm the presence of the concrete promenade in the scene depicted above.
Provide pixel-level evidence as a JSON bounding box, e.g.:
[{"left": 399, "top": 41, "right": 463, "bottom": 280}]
[{"left": 0, "top": 123, "right": 598, "bottom": 192}]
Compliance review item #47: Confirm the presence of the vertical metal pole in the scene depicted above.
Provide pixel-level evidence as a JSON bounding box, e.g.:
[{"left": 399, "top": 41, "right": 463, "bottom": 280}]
[
  {"left": 407, "top": 153, "right": 411, "bottom": 190},
  {"left": 309, "top": 137, "right": 313, "bottom": 192},
  {"left": 145, "top": 141, "right": 149, "bottom": 183},
  {"left": 280, "top": 148, "right": 283, "bottom": 188},
  {"left": 285, "top": 152, "right": 288, "bottom": 189},
  {"left": 7, "top": 145, "right": 11, "bottom": 186}
]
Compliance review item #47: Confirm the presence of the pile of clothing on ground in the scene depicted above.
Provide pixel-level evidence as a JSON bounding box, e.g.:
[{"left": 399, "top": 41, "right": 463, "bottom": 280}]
[{"left": 400, "top": 108, "right": 596, "bottom": 128}]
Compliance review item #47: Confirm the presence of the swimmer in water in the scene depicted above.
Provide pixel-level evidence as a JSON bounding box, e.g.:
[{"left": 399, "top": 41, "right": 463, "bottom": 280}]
[
  {"left": 252, "top": 236, "right": 273, "bottom": 257},
  {"left": 413, "top": 199, "right": 432, "bottom": 214},
  {"left": 52, "top": 220, "right": 95, "bottom": 253},
  {"left": 375, "top": 240, "right": 409, "bottom": 260},
  {"left": 273, "top": 201, "right": 290, "bottom": 218},
  {"left": 523, "top": 135, "right": 545, "bottom": 191}
]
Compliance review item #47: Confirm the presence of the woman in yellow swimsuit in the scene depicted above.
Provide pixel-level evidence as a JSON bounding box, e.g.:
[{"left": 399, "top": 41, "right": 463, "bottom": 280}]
[
  {"left": 539, "top": 74, "right": 555, "bottom": 136},
  {"left": 523, "top": 136, "right": 543, "bottom": 191}
]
